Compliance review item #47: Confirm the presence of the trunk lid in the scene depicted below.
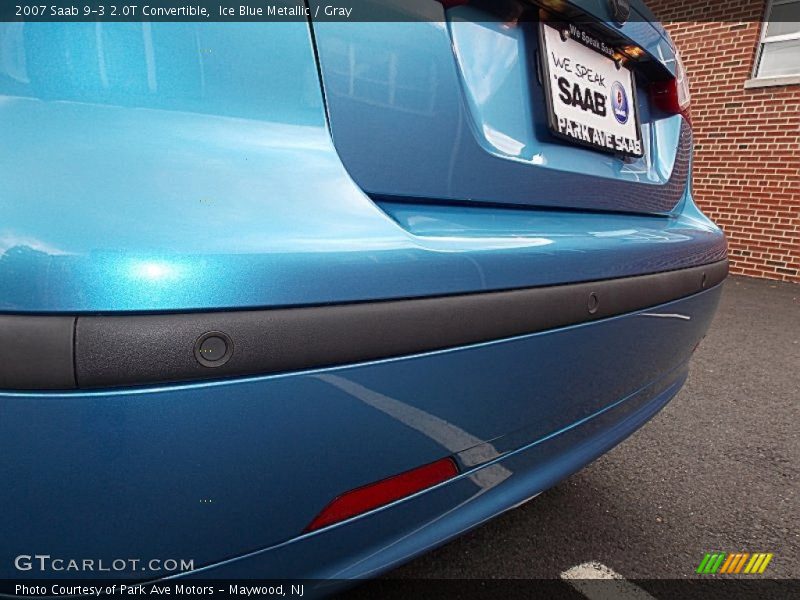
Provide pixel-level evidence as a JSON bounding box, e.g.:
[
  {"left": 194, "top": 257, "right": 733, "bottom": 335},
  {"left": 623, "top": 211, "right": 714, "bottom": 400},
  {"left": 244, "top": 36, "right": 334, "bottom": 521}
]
[{"left": 310, "top": 0, "right": 688, "bottom": 214}]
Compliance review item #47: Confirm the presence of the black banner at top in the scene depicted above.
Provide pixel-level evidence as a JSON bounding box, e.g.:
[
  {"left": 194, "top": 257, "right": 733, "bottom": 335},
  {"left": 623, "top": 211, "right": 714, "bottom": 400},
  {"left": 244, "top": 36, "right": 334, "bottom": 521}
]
[{"left": 0, "top": 0, "right": 793, "bottom": 23}]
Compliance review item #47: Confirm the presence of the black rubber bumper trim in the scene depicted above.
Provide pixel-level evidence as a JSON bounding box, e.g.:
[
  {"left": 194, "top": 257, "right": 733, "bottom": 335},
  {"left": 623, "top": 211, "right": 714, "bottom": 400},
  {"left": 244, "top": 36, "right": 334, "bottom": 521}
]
[
  {"left": 0, "top": 260, "right": 727, "bottom": 391},
  {"left": 0, "top": 315, "right": 76, "bottom": 390}
]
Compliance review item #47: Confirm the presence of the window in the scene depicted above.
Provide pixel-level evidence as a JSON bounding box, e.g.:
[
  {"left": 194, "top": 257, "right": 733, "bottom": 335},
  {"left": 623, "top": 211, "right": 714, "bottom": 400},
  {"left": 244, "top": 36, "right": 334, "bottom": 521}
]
[{"left": 754, "top": 0, "right": 800, "bottom": 78}]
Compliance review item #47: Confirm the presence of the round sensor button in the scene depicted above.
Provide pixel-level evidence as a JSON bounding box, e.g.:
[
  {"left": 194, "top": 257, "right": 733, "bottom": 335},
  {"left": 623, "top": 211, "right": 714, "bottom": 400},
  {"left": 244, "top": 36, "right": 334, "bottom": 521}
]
[
  {"left": 199, "top": 336, "right": 227, "bottom": 361},
  {"left": 194, "top": 331, "right": 233, "bottom": 367}
]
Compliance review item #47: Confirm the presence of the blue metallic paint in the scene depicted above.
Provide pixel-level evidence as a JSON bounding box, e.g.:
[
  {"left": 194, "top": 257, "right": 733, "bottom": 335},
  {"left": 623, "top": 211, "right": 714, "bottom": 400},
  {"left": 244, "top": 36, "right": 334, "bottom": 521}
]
[
  {"left": 182, "top": 367, "right": 689, "bottom": 583},
  {"left": 310, "top": 2, "right": 685, "bottom": 214},
  {"left": 1, "top": 179, "right": 725, "bottom": 312},
  {"left": 1, "top": 286, "right": 721, "bottom": 578},
  {"left": 0, "top": 20, "right": 722, "bottom": 313}
]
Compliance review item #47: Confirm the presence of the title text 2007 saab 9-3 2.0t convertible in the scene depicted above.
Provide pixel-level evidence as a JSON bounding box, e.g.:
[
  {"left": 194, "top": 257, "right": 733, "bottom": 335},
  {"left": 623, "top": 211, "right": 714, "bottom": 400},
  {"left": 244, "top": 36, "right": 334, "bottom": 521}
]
[{"left": 0, "top": 0, "right": 726, "bottom": 582}]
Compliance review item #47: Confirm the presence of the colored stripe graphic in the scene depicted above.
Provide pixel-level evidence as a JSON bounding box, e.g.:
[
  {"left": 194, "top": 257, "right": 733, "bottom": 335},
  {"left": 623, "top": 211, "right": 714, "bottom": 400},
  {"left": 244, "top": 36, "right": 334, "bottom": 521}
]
[
  {"left": 719, "top": 554, "right": 736, "bottom": 574},
  {"left": 696, "top": 554, "right": 712, "bottom": 574},
  {"left": 712, "top": 553, "right": 727, "bottom": 573},
  {"left": 734, "top": 553, "right": 749, "bottom": 573},
  {"left": 743, "top": 553, "right": 774, "bottom": 574},
  {"left": 745, "top": 554, "right": 762, "bottom": 574},
  {"left": 702, "top": 552, "right": 774, "bottom": 575},
  {"left": 758, "top": 554, "right": 774, "bottom": 573},
  {"left": 697, "top": 553, "right": 727, "bottom": 574},
  {"left": 723, "top": 553, "right": 742, "bottom": 574}
]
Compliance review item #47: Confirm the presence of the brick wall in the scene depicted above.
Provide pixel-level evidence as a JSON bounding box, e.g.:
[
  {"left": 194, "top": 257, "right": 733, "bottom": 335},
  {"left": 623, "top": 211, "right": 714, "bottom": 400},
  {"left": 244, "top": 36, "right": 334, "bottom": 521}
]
[{"left": 649, "top": 0, "right": 800, "bottom": 282}]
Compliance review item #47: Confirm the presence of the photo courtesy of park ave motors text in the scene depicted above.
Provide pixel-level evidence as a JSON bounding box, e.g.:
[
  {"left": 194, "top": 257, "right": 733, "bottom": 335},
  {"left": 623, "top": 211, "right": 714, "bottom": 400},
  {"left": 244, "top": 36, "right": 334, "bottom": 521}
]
[{"left": 1, "top": 0, "right": 797, "bottom": 597}]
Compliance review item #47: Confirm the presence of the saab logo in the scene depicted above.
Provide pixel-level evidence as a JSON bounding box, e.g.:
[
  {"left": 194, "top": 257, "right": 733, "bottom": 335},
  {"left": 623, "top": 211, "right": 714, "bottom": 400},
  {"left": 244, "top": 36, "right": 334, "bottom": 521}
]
[
  {"left": 557, "top": 77, "right": 607, "bottom": 117},
  {"left": 611, "top": 81, "right": 629, "bottom": 124},
  {"left": 609, "top": 0, "right": 630, "bottom": 24},
  {"left": 696, "top": 552, "right": 774, "bottom": 574}
]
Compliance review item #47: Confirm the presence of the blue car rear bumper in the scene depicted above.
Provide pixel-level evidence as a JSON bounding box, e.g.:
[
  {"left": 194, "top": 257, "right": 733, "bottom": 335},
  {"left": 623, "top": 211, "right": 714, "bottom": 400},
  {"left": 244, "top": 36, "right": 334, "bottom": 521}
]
[
  {"left": 1, "top": 283, "right": 722, "bottom": 580},
  {"left": 0, "top": 16, "right": 728, "bottom": 586},
  {"left": 190, "top": 355, "right": 689, "bottom": 582}
]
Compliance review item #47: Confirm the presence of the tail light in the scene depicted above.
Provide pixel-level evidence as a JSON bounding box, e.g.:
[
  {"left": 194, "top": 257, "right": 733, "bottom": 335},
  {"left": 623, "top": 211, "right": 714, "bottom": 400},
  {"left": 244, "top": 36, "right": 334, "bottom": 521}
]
[{"left": 651, "top": 49, "right": 691, "bottom": 124}]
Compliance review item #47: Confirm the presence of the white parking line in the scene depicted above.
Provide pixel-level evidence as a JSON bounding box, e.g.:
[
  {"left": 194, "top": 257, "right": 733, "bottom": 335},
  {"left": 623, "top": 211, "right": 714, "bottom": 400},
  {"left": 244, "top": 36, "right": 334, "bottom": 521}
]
[{"left": 561, "top": 561, "right": 656, "bottom": 600}]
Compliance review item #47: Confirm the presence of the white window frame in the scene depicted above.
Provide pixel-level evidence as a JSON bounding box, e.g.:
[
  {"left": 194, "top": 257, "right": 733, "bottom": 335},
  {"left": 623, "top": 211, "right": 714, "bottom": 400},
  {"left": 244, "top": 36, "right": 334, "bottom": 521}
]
[{"left": 750, "top": 0, "right": 800, "bottom": 82}]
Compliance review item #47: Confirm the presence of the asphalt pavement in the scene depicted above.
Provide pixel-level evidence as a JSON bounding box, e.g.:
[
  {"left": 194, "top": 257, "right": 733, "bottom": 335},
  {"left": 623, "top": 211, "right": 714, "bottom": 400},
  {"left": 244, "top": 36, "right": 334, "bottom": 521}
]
[{"left": 383, "top": 275, "right": 799, "bottom": 581}]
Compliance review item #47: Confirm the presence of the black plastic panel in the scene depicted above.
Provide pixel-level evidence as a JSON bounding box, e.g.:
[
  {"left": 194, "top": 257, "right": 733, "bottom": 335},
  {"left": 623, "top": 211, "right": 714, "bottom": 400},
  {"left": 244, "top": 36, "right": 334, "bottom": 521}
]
[
  {"left": 0, "top": 315, "right": 75, "bottom": 389},
  {"left": 0, "top": 260, "right": 727, "bottom": 390},
  {"left": 74, "top": 260, "right": 727, "bottom": 389}
]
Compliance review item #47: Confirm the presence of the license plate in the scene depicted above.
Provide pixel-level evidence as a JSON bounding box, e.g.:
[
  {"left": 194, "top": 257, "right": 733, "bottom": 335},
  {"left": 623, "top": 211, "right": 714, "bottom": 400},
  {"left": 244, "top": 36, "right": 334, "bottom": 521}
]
[{"left": 540, "top": 23, "right": 643, "bottom": 157}]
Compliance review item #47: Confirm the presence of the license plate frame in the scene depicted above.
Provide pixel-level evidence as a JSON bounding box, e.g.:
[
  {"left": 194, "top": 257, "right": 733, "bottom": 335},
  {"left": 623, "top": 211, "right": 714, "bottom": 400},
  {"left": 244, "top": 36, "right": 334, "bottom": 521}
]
[{"left": 539, "top": 22, "right": 644, "bottom": 158}]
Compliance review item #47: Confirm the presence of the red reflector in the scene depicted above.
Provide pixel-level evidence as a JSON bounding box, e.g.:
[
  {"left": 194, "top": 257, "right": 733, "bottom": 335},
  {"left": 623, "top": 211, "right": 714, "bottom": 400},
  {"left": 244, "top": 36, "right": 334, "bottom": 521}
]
[{"left": 304, "top": 457, "right": 459, "bottom": 532}]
